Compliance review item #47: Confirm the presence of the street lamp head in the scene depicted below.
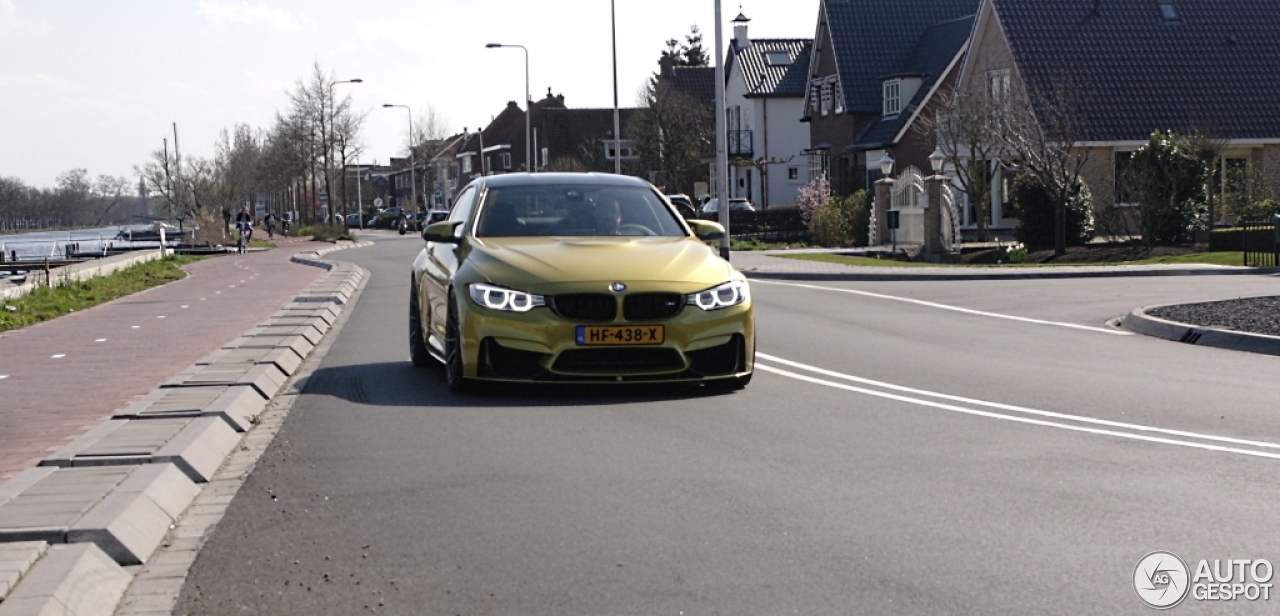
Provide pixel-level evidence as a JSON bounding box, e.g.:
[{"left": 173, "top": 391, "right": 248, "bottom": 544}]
[
  {"left": 349, "top": 78, "right": 363, "bottom": 83},
  {"left": 928, "top": 147, "right": 945, "bottom": 173},
  {"left": 382, "top": 104, "right": 394, "bottom": 108},
  {"left": 878, "top": 154, "right": 895, "bottom": 177},
  {"left": 486, "top": 43, "right": 502, "bottom": 48}
]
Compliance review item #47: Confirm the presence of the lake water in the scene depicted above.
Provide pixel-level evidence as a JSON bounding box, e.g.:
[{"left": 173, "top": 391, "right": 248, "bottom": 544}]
[{"left": 0, "top": 226, "right": 176, "bottom": 261}]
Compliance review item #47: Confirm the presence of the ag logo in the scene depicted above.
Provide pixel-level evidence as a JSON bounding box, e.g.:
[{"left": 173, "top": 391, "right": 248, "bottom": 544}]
[{"left": 1135, "top": 551, "right": 1190, "bottom": 609}]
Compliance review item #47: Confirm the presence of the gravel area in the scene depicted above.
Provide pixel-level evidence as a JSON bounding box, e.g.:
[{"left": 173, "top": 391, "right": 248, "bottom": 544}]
[{"left": 1148, "top": 296, "right": 1280, "bottom": 337}]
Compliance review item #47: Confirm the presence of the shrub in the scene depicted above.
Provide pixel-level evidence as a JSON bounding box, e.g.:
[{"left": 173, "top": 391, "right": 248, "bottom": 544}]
[
  {"left": 808, "top": 202, "right": 851, "bottom": 247},
  {"left": 1240, "top": 198, "right": 1280, "bottom": 219},
  {"left": 1011, "top": 174, "right": 1094, "bottom": 248},
  {"left": 797, "top": 174, "right": 831, "bottom": 225},
  {"left": 299, "top": 224, "right": 355, "bottom": 242},
  {"left": 1121, "top": 130, "right": 1208, "bottom": 245}
]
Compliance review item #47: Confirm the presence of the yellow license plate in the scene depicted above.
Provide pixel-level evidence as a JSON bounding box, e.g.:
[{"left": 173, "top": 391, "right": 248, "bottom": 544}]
[{"left": 576, "top": 325, "right": 665, "bottom": 346}]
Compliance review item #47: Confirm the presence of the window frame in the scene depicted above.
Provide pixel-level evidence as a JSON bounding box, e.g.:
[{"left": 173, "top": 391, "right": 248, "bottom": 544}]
[{"left": 882, "top": 79, "right": 901, "bottom": 116}]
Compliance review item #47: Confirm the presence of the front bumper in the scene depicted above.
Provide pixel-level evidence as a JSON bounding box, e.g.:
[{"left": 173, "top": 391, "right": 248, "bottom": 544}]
[{"left": 457, "top": 292, "right": 754, "bottom": 383}]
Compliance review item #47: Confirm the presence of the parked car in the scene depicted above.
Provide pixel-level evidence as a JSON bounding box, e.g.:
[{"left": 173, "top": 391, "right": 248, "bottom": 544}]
[
  {"left": 699, "top": 198, "right": 756, "bottom": 218},
  {"left": 411, "top": 172, "right": 754, "bottom": 392},
  {"left": 666, "top": 194, "right": 698, "bottom": 219},
  {"left": 346, "top": 213, "right": 362, "bottom": 228}
]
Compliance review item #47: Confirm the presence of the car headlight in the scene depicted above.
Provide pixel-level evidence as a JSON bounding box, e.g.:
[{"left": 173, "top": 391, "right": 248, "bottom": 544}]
[
  {"left": 468, "top": 283, "right": 545, "bottom": 312},
  {"left": 687, "top": 280, "right": 749, "bottom": 311}
]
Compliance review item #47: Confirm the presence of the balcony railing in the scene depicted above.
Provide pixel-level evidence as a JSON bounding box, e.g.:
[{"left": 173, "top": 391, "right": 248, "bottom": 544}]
[{"left": 700, "top": 130, "right": 755, "bottom": 159}]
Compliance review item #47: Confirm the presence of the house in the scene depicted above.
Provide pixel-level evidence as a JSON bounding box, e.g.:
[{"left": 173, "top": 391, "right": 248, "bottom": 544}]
[
  {"left": 425, "top": 134, "right": 467, "bottom": 209},
  {"left": 723, "top": 12, "right": 813, "bottom": 208},
  {"left": 802, "top": 0, "right": 979, "bottom": 195},
  {"left": 957, "top": 0, "right": 1280, "bottom": 226}
]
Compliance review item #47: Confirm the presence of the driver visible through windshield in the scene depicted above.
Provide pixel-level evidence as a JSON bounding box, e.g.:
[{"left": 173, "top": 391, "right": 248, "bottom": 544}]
[{"left": 475, "top": 184, "right": 687, "bottom": 237}]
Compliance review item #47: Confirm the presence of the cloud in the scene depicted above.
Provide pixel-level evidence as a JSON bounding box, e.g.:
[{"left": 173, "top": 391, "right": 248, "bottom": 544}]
[
  {"left": 0, "top": 0, "right": 51, "bottom": 34},
  {"left": 197, "top": 0, "right": 314, "bottom": 32}
]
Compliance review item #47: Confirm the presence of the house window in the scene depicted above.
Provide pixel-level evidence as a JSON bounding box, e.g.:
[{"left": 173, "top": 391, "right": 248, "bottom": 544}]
[
  {"left": 833, "top": 78, "right": 845, "bottom": 115},
  {"left": 986, "top": 69, "right": 1011, "bottom": 103},
  {"left": 500, "top": 152, "right": 512, "bottom": 170},
  {"left": 807, "top": 150, "right": 829, "bottom": 182},
  {"left": 808, "top": 80, "right": 821, "bottom": 116},
  {"left": 1113, "top": 151, "right": 1135, "bottom": 207},
  {"left": 820, "top": 80, "right": 833, "bottom": 116},
  {"left": 604, "top": 140, "right": 637, "bottom": 160},
  {"left": 461, "top": 156, "right": 472, "bottom": 174},
  {"left": 883, "top": 79, "right": 901, "bottom": 116},
  {"left": 1158, "top": 3, "right": 1180, "bottom": 21},
  {"left": 765, "top": 51, "right": 791, "bottom": 66},
  {"left": 788, "top": 167, "right": 799, "bottom": 181}
]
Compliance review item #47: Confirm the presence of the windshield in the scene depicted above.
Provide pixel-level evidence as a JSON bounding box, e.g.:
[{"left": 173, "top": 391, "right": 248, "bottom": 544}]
[{"left": 475, "top": 184, "right": 687, "bottom": 237}]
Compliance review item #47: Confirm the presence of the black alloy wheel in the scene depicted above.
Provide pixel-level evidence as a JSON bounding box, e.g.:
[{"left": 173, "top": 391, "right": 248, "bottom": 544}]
[
  {"left": 408, "top": 276, "right": 432, "bottom": 367},
  {"left": 444, "top": 290, "right": 473, "bottom": 393}
]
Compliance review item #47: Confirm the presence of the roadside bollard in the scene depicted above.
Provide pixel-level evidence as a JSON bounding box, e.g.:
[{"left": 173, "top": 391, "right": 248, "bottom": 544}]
[{"left": 44, "top": 257, "right": 51, "bottom": 287}]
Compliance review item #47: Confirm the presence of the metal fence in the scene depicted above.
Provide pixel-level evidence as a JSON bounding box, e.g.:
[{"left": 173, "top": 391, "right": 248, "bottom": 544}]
[{"left": 1241, "top": 216, "right": 1279, "bottom": 267}]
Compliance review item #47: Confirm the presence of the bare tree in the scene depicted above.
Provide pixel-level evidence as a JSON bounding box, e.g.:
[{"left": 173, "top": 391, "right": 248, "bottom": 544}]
[
  {"left": 997, "top": 76, "right": 1092, "bottom": 256},
  {"left": 915, "top": 88, "right": 1006, "bottom": 242},
  {"left": 628, "top": 78, "right": 712, "bottom": 196}
]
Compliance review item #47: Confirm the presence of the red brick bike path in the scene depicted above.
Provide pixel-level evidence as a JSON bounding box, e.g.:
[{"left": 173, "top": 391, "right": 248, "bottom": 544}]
[{"left": 0, "top": 239, "right": 331, "bottom": 482}]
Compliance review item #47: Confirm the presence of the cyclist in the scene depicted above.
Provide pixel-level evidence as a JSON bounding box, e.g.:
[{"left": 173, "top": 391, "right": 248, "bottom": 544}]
[
  {"left": 282, "top": 211, "right": 292, "bottom": 237},
  {"left": 263, "top": 211, "right": 277, "bottom": 240},
  {"left": 234, "top": 206, "right": 253, "bottom": 254}
]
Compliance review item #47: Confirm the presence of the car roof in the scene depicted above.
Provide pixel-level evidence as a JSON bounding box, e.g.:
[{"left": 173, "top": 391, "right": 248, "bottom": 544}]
[{"left": 474, "top": 172, "right": 653, "bottom": 189}]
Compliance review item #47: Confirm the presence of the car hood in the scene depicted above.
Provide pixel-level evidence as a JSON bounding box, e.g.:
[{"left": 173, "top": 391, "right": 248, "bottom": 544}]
[{"left": 466, "top": 236, "right": 735, "bottom": 293}]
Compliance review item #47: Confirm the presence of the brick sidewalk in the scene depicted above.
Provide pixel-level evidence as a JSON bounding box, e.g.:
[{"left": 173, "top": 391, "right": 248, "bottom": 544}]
[{"left": 0, "top": 240, "right": 332, "bottom": 482}]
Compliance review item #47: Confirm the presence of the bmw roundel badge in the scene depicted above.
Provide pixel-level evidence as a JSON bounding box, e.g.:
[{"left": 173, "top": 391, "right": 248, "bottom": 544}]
[{"left": 610, "top": 282, "right": 627, "bottom": 293}]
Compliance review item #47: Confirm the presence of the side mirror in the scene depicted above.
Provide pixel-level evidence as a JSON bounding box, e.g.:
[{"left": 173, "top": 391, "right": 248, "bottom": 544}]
[
  {"left": 423, "top": 220, "right": 462, "bottom": 243},
  {"left": 687, "top": 219, "right": 725, "bottom": 241}
]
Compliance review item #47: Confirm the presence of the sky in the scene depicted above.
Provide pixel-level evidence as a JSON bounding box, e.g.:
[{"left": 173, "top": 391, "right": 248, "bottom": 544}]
[{"left": 0, "top": 0, "right": 819, "bottom": 189}]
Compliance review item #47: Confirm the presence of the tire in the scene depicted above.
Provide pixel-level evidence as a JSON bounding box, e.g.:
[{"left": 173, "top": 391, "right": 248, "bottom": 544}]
[
  {"left": 443, "top": 291, "right": 473, "bottom": 393},
  {"left": 408, "top": 276, "right": 432, "bottom": 367}
]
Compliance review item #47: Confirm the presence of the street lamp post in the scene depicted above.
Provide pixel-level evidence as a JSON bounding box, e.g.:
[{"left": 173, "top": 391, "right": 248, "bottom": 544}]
[
  {"left": 382, "top": 104, "right": 417, "bottom": 214},
  {"left": 485, "top": 43, "right": 531, "bottom": 173}
]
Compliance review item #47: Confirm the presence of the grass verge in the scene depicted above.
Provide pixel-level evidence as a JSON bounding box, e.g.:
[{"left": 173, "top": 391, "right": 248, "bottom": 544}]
[
  {"left": 778, "top": 251, "right": 1246, "bottom": 268},
  {"left": 0, "top": 255, "right": 204, "bottom": 332}
]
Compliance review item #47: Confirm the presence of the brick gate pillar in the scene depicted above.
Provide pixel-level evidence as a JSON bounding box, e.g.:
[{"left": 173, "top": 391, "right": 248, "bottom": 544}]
[
  {"left": 924, "top": 175, "right": 945, "bottom": 257},
  {"left": 874, "top": 179, "right": 892, "bottom": 247}
]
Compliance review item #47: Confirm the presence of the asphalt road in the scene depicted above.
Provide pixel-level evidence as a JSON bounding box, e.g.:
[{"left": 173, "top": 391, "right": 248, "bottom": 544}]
[{"left": 176, "top": 235, "right": 1280, "bottom": 615}]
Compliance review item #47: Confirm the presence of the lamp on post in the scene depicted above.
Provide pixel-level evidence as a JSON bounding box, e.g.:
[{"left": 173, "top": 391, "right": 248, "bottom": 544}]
[
  {"left": 382, "top": 104, "right": 418, "bottom": 214},
  {"left": 486, "top": 43, "right": 532, "bottom": 173},
  {"left": 928, "top": 147, "right": 946, "bottom": 176},
  {"left": 878, "top": 154, "right": 896, "bottom": 179}
]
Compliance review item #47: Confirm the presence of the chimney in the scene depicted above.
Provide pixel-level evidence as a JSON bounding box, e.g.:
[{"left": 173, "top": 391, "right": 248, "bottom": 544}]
[
  {"left": 660, "top": 53, "right": 674, "bottom": 77},
  {"left": 733, "top": 11, "right": 750, "bottom": 48}
]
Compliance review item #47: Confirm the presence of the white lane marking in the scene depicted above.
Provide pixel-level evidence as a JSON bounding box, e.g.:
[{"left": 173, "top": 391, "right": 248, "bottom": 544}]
[
  {"left": 130, "top": 326, "right": 140, "bottom": 329},
  {"left": 51, "top": 354, "right": 65, "bottom": 359},
  {"left": 0, "top": 375, "right": 8, "bottom": 379},
  {"left": 758, "top": 353, "right": 1280, "bottom": 452},
  {"left": 181, "top": 305, "right": 188, "bottom": 309},
  {"left": 756, "top": 364, "right": 1280, "bottom": 460},
  {"left": 753, "top": 279, "right": 1131, "bottom": 336},
  {"left": 157, "top": 316, "right": 165, "bottom": 319},
  {"left": 95, "top": 338, "right": 106, "bottom": 342}
]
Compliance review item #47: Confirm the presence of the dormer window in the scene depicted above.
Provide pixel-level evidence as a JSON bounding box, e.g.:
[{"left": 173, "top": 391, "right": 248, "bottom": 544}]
[
  {"left": 883, "top": 79, "right": 901, "bottom": 116},
  {"left": 1158, "top": 2, "right": 1179, "bottom": 21},
  {"left": 765, "top": 51, "right": 791, "bottom": 66}
]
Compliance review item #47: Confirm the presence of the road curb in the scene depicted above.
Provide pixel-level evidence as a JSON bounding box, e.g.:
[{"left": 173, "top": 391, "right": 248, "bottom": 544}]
[
  {"left": 742, "top": 265, "right": 1280, "bottom": 282},
  {"left": 0, "top": 240, "right": 374, "bottom": 615},
  {"left": 1121, "top": 304, "right": 1280, "bottom": 357}
]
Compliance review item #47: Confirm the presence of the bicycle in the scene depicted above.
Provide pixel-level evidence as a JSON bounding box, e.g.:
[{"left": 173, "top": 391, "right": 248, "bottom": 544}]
[{"left": 236, "top": 221, "right": 253, "bottom": 254}]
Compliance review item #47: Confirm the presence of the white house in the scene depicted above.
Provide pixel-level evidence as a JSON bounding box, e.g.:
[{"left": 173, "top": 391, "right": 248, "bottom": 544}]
[{"left": 723, "top": 12, "right": 813, "bottom": 208}]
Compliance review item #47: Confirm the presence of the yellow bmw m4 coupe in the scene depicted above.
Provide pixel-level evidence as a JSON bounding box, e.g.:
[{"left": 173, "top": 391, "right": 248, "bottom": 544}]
[{"left": 410, "top": 173, "right": 754, "bottom": 392}]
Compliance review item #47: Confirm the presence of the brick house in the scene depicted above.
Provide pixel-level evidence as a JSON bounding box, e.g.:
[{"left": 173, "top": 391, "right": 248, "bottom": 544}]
[
  {"left": 802, "top": 0, "right": 979, "bottom": 196},
  {"left": 958, "top": 0, "right": 1280, "bottom": 227}
]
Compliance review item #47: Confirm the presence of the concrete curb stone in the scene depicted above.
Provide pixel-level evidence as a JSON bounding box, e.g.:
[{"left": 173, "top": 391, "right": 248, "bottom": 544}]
[
  {"left": 112, "top": 385, "right": 266, "bottom": 433},
  {"left": 1122, "top": 306, "right": 1280, "bottom": 357},
  {"left": 0, "top": 544, "right": 129, "bottom": 616},
  {"left": 160, "top": 362, "right": 287, "bottom": 399},
  {"left": 195, "top": 346, "right": 304, "bottom": 377},
  {"left": 0, "top": 542, "right": 47, "bottom": 602},
  {"left": 40, "top": 418, "right": 239, "bottom": 484}
]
